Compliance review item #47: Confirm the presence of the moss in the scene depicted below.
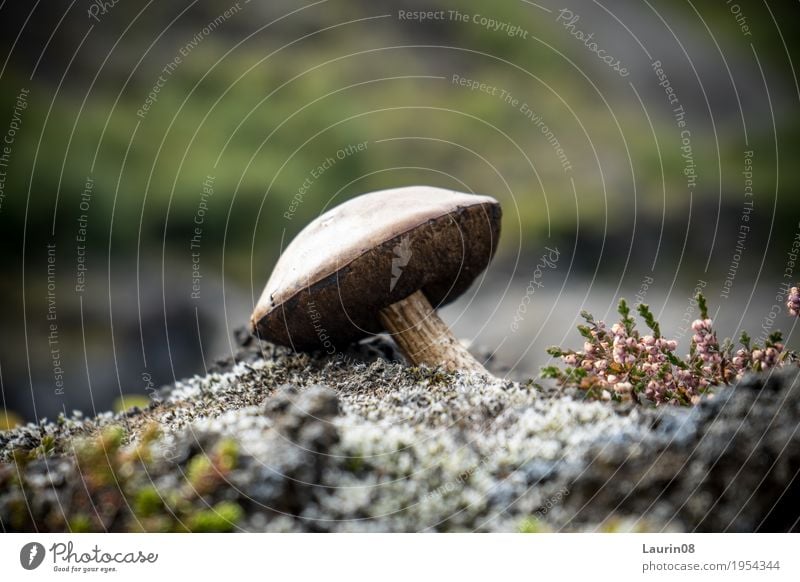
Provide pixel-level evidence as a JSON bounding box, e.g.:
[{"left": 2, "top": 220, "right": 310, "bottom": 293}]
[
  {"left": 132, "top": 515, "right": 175, "bottom": 533},
  {"left": 131, "top": 423, "right": 161, "bottom": 464},
  {"left": 185, "top": 439, "right": 239, "bottom": 496},
  {"left": 134, "top": 486, "right": 163, "bottom": 518},
  {"left": 74, "top": 426, "right": 128, "bottom": 489},
  {"left": 32, "top": 434, "right": 56, "bottom": 458},
  {"left": 69, "top": 514, "right": 93, "bottom": 533},
  {"left": 518, "top": 517, "right": 550, "bottom": 533},
  {"left": 185, "top": 453, "right": 214, "bottom": 494},
  {"left": 9, "top": 338, "right": 790, "bottom": 533},
  {"left": 188, "top": 501, "right": 243, "bottom": 532},
  {"left": 409, "top": 366, "right": 454, "bottom": 387},
  {"left": 599, "top": 517, "right": 654, "bottom": 533},
  {"left": 113, "top": 394, "right": 152, "bottom": 413},
  {"left": 11, "top": 447, "right": 31, "bottom": 469},
  {"left": 7, "top": 495, "right": 30, "bottom": 531},
  {"left": 215, "top": 439, "right": 238, "bottom": 472},
  {"left": 0, "top": 409, "right": 23, "bottom": 431},
  {"left": 100, "top": 425, "right": 126, "bottom": 451},
  {"left": 24, "top": 425, "right": 243, "bottom": 532},
  {"left": 345, "top": 455, "right": 366, "bottom": 473},
  {"left": 139, "top": 422, "right": 161, "bottom": 445}
]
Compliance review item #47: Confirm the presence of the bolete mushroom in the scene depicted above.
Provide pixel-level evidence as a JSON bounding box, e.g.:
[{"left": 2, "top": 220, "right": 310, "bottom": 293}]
[{"left": 250, "top": 185, "right": 501, "bottom": 375}]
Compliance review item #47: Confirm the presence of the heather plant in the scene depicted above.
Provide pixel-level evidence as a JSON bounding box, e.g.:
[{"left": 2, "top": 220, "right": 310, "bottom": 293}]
[
  {"left": 543, "top": 287, "right": 800, "bottom": 406},
  {"left": 789, "top": 286, "right": 800, "bottom": 317}
]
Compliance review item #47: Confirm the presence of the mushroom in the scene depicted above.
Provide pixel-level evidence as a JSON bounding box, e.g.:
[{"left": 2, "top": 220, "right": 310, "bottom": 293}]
[{"left": 250, "top": 185, "right": 501, "bottom": 375}]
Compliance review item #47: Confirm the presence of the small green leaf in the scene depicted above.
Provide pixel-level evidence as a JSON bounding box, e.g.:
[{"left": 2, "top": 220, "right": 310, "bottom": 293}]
[{"left": 697, "top": 292, "right": 709, "bottom": 320}]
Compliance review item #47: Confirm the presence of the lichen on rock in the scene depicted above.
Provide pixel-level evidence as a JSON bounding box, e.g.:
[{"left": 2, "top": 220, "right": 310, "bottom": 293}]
[{"left": 1, "top": 334, "right": 799, "bottom": 532}]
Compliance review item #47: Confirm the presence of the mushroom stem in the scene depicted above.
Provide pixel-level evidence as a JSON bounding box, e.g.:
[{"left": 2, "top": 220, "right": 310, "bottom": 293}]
[{"left": 378, "top": 290, "right": 490, "bottom": 376}]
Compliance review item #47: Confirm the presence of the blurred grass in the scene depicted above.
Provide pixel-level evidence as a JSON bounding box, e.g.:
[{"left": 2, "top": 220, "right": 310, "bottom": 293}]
[{"left": 0, "top": 0, "right": 798, "bottom": 282}]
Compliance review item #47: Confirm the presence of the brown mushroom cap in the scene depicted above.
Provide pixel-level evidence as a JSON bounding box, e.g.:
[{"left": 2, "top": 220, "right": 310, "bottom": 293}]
[{"left": 251, "top": 185, "right": 501, "bottom": 350}]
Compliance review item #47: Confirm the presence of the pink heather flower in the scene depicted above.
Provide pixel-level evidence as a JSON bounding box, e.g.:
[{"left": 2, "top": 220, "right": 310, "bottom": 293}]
[
  {"left": 731, "top": 348, "right": 750, "bottom": 377},
  {"left": 692, "top": 318, "right": 713, "bottom": 332},
  {"left": 614, "top": 381, "right": 633, "bottom": 394},
  {"left": 643, "top": 363, "right": 662, "bottom": 376},
  {"left": 691, "top": 318, "right": 721, "bottom": 368},
  {"left": 548, "top": 290, "right": 798, "bottom": 407},
  {"left": 645, "top": 380, "right": 666, "bottom": 403},
  {"left": 748, "top": 343, "right": 784, "bottom": 372},
  {"left": 788, "top": 286, "right": 800, "bottom": 317},
  {"left": 611, "top": 331, "right": 639, "bottom": 366},
  {"left": 762, "top": 346, "right": 781, "bottom": 369},
  {"left": 676, "top": 368, "right": 704, "bottom": 399}
]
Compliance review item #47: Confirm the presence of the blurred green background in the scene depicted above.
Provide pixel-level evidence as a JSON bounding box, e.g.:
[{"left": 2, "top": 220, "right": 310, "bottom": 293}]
[{"left": 1, "top": 0, "right": 799, "bottom": 421}]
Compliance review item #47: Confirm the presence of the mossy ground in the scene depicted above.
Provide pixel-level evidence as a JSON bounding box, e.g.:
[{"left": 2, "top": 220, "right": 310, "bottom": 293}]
[{"left": 1, "top": 337, "right": 799, "bottom": 532}]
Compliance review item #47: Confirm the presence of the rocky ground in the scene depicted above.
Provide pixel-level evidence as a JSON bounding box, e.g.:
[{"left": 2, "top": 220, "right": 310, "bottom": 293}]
[{"left": 1, "top": 333, "right": 799, "bottom": 532}]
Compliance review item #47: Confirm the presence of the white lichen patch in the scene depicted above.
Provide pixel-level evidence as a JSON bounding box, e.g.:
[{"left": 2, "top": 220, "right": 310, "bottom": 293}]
[
  {"left": 6, "top": 339, "right": 793, "bottom": 532},
  {"left": 132, "top": 353, "right": 659, "bottom": 531}
]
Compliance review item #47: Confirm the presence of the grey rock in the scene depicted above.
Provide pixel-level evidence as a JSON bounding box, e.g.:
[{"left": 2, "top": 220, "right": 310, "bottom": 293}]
[
  {"left": 557, "top": 368, "right": 800, "bottom": 532},
  {"left": 1, "top": 340, "right": 798, "bottom": 532}
]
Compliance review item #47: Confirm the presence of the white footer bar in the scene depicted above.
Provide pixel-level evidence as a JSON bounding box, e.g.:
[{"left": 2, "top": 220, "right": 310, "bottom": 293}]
[{"left": 1, "top": 533, "right": 797, "bottom": 581}]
